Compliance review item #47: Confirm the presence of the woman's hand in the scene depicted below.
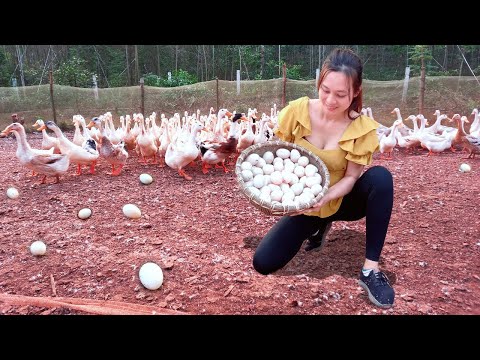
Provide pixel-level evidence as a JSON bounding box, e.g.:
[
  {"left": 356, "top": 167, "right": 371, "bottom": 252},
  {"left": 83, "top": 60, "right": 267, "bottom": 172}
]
[{"left": 290, "top": 194, "right": 329, "bottom": 216}]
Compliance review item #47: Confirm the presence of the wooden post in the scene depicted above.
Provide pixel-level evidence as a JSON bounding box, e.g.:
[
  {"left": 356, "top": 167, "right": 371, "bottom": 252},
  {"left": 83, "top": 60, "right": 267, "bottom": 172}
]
[
  {"left": 49, "top": 70, "right": 56, "bottom": 122},
  {"left": 419, "top": 54, "right": 425, "bottom": 115},
  {"left": 140, "top": 77, "right": 145, "bottom": 116},
  {"left": 216, "top": 77, "right": 219, "bottom": 112},
  {"left": 282, "top": 63, "right": 287, "bottom": 107}
]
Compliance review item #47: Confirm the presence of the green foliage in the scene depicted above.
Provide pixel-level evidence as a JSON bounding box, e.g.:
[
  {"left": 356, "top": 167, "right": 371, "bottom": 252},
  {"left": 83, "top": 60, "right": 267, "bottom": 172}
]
[
  {"left": 260, "top": 60, "right": 307, "bottom": 80},
  {"left": 53, "top": 56, "right": 96, "bottom": 88},
  {"left": 143, "top": 73, "right": 161, "bottom": 86},
  {"left": 161, "top": 69, "right": 198, "bottom": 87},
  {"left": 143, "top": 69, "right": 197, "bottom": 87},
  {"left": 408, "top": 45, "right": 433, "bottom": 65},
  {"left": 285, "top": 64, "right": 305, "bottom": 80},
  {"left": 0, "top": 48, "right": 14, "bottom": 87},
  {"left": 264, "top": 59, "right": 283, "bottom": 79},
  {"left": 21, "top": 65, "right": 42, "bottom": 85}
]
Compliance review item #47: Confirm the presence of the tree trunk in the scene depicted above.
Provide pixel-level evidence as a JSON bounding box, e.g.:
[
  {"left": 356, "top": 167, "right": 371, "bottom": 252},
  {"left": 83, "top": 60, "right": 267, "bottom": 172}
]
[
  {"left": 278, "top": 45, "right": 281, "bottom": 77},
  {"left": 419, "top": 53, "right": 426, "bottom": 115},
  {"left": 238, "top": 46, "right": 242, "bottom": 78},
  {"left": 16, "top": 45, "right": 26, "bottom": 87},
  {"left": 244, "top": 60, "right": 250, "bottom": 80},
  {"left": 49, "top": 69, "right": 56, "bottom": 122},
  {"left": 260, "top": 45, "right": 265, "bottom": 79},
  {"left": 175, "top": 45, "right": 178, "bottom": 72},
  {"left": 443, "top": 45, "right": 448, "bottom": 71},
  {"left": 125, "top": 45, "right": 131, "bottom": 86},
  {"left": 156, "top": 45, "right": 160, "bottom": 76},
  {"left": 203, "top": 45, "right": 208, "bottom": 80},
  {"left": 134, "top": 45, "right": 139, "bottom": 84},
  {"left": 212, "top": 45, "right": 215, "bottom": 79}
]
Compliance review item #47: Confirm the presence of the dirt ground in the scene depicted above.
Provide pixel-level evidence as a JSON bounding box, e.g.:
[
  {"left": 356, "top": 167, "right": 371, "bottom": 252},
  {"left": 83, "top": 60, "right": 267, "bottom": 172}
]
[{"left": 0, "top": 131, "right": 478, "bottom": 315}]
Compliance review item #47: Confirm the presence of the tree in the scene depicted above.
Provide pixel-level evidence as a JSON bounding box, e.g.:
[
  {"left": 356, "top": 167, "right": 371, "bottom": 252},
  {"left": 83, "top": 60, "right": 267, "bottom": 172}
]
[
  {"left": 53, "top": 56, "right": 96, "bottom": 87},
  {"left": 409, "top": 45, "right": 432, "bottom": 115}
]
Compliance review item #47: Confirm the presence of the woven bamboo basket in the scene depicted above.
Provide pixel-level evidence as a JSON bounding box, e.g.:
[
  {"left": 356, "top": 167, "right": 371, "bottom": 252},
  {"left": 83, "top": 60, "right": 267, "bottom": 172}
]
[{"left": 235, "top": 140, "right": 330, "bottom": 216}]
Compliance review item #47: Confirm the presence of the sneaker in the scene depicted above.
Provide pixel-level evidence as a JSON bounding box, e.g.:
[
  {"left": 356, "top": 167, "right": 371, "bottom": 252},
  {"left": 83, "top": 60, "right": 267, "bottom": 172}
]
[
  {"left": 304, "top": 222, "right": 332, "bottom": 252},
  {"left": 358, "top": 270, "right": 395, "bottom": 308}
]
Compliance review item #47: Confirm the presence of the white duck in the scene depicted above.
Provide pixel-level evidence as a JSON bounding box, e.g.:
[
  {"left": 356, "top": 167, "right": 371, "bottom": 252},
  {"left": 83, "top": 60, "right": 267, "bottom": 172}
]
[
  {"left": 42, "top": 121, "right": 99, "bottom": 175},
  {"left": 379, "top": 119, "right": 403, "bottom": 159},
  {"left": 165, "top": 121, "right": 204, "bottom": 180},
  {"left": 32, "top": 119, "right": 61, "bottom": 154},
  {"left": 469, "top": 108, "right": 480, "bottom": 136},
  {"left": 0, "top": 123, "right": 70, "bottom": 183}
]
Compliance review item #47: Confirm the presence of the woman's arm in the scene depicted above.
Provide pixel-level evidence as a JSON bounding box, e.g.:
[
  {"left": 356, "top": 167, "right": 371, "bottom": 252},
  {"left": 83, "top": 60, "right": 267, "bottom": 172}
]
[{"left": 293, "top": 160, "right": 364, "bottom": 215}]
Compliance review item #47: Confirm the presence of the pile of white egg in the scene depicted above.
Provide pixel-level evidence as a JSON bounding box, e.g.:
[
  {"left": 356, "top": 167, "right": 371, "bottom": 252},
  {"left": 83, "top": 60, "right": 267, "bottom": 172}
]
[{"left": 240, "top": 147, "right": 323, "bottom": 208}]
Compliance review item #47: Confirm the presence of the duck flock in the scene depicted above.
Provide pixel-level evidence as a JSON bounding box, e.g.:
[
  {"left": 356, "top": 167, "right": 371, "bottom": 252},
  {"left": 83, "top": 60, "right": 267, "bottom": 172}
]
[
  {"left": 1, "top": 104, "right": 479, "bottom": 185},
  {"left": 0, "top": 106, "right": 279, "bottom": 184},
  {"left": 368, "top": 107, "right": 480, "bottom": 160}
]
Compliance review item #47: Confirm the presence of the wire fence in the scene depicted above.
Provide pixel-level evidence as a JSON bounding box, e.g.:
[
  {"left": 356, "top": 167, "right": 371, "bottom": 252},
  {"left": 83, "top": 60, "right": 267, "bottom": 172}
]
[{"left": 1, "top": 76, "right": 478, "bottom": 130}]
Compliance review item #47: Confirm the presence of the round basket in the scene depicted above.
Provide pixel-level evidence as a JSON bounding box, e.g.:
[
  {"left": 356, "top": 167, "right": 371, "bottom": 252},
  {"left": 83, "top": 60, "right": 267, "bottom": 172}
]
[{"left": 235, "top": 140, "right": 330, "bottom": 216}]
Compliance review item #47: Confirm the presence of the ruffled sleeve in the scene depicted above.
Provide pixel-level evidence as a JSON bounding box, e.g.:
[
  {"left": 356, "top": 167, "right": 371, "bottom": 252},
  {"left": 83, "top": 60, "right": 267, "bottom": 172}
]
[
  {"left": 274, "top": 104, "right": 296, "bottom": 142},
  {"left": 274, "top": 97, "right": 311, "bottom": 143},
  {"left": 338, "top": 115, "right": 380, "bottom": 166}
]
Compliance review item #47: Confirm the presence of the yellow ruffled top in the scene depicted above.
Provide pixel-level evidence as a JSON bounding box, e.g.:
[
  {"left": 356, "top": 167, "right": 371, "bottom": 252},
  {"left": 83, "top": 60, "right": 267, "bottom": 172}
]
[{"left": 275, "top": 96, "right": 380, "bottom": 217}]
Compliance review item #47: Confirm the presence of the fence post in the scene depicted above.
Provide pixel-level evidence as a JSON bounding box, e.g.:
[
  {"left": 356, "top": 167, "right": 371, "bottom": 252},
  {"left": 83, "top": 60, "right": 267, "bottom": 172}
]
[
  {"left": 49, "top": 70, "right": 56, "bottom": 122},
  {"left": 216, "top": 77, "right": 219, "bottom": 112},
  {"left": 282, "top": 63, "right": 287, "bottom": 107},
  {"left": 140, "top": 77, "right": 145, "bottom": 116},
  {"left": 236, "top": 70, "right": 240, "bottom": 95}
]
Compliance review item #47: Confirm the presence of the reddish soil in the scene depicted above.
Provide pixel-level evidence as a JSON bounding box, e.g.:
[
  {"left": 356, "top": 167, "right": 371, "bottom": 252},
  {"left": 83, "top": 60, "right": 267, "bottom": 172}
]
[{"left": 0, "top": 132, "right": 478, "bottom": 315}]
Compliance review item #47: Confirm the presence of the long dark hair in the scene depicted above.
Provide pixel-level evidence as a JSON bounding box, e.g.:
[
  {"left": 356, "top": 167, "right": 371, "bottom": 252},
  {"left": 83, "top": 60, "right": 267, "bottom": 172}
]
[{"left": 317, "top": 48, "right": 363, "bottom": 120}]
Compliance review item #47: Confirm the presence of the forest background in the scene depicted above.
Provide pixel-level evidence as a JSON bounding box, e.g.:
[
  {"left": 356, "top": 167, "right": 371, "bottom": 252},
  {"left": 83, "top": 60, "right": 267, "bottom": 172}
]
[{"left": 1, "top": 45, "right": 478, "bottom": 88}]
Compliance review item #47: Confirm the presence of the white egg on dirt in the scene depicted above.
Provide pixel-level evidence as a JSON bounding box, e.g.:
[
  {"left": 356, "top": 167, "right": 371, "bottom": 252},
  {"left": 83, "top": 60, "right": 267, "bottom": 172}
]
[
  {"left": 77, "top": 208, "right": 92, "bottom": 219},
  {"left": 122, "top": 203, "right": 142, "bottom": 219},
  {"left": 6, "top": 187, "right": 19, "bottom": 199},
  {"left": 139, "top": 173, "right": 153, "bottom": 185},
  {"left": 139, "top": 262, "right": 164, "bottom": 290},
  {"left": 30, "top": 240, "right": 47, "bottom": 256},
  {"left": 459, "top": 163, "right": 471, "bottom": 173}
]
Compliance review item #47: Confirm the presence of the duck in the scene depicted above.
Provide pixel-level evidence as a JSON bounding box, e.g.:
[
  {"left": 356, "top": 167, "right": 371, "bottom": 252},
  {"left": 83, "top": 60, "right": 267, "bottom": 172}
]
[
  {"left": 71, "top": 115, "right": 86, "bottom": 147},
  {"left": 0, "top": 122, "right": 70, "bottom": 184},
  {"left": 420, "top": 132, "right": 453, "bottom": 156},
  {"left": 88, "top": 117, "right": 129, "bottom": 175},
  {"left": 390, "top": 107, "right": 413, "bottom": 137},
  {"left": 463, "top": 133, "right": 480, "bottom": 159},
  {"left": 456, "top": 115, "right": 480, "bottom": 159},
  {"left": 379, "top": 119, "right": 403, "bottom": 159},
  {"left": 469, "top": 108, "right": 480, "bottom": 136},
  {"left": 32, "top": 119, "right": 61, "bottom": 153},
  {"left": 200, "top": 113, "right": 246, "bottom": 174},
  {"left": 135, "top": 113, "right": 158, "bottom": 163},
  {"left": 165, "top": 121, "right": 204, "bottom": 180},
  {"left": 42, "top": 120, "right": 99, "bottom": 175},
  {"left": 233, "top": 110, "right": 256, "bottom": 164}
]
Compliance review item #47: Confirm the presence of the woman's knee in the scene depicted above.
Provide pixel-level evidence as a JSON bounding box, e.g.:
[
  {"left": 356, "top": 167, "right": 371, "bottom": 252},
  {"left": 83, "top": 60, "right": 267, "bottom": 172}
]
[
  {"left": 365, "top": 166, "right": 393, "bottom": 193},
  {"left": 252, "top": 252, "right": 272, "bottom": 275}
]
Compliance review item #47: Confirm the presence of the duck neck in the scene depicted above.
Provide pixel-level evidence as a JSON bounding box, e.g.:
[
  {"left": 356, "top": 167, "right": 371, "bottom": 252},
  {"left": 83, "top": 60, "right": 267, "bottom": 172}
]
[{"left": 12, "top": 128, "right": 31, "bottom": 154}]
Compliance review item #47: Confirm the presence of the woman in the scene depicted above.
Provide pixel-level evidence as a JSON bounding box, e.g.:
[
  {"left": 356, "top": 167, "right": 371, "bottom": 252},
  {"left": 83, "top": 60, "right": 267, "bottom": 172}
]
[{"left": 252, "top": 48, "right": 395, "bottom": 308}]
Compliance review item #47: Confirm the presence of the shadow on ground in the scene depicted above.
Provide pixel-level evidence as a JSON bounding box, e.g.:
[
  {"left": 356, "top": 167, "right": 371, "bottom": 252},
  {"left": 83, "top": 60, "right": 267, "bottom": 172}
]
[{"left": 243, "top": 229, "right": 397, "bottom": 285}]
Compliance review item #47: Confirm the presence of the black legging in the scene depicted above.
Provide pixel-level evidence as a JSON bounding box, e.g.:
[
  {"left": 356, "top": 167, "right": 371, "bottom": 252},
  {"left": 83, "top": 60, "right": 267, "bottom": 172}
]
[{"left": 253, "top": 165, "right": 393, "bottom": 275}]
